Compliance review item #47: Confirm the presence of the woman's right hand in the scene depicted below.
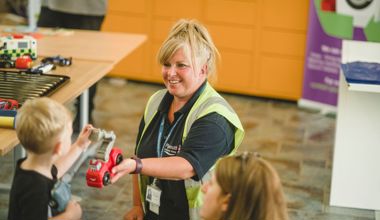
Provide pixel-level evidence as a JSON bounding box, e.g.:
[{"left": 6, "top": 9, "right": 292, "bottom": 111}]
[
  {"left": 111, "top": 158, "right": 137, "bottom": 183},
  {"left": 124, "top": 205, "right": 144, "bottom": 220}
]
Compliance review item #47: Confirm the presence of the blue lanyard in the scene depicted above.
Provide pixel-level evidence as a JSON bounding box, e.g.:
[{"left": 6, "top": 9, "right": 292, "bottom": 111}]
[{"left": 156, "top": 114, "right": 184, "bottom": 157}]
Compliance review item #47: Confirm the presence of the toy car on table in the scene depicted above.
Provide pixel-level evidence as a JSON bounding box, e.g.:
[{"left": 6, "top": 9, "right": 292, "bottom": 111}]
[
  {"left": 41, "top": 55, "right": 72, "bottom": 66},
  {"left": 0, "top": 98, "right": 19, "bottom": 110},
  {"left": 27, "top": 63, "right": 55, "bottom": 74}
]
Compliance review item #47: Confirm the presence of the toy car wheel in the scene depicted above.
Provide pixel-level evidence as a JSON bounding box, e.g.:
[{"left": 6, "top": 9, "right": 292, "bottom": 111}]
[
  {"left": 116, "top": 154, "right": 123, "bottom": 165},
  {"left": 103, "top": 171, "right": 111, "bottom": 186}
]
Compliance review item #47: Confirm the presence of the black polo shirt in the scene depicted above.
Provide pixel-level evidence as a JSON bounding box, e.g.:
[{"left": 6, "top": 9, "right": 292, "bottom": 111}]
[{"left": 135, "top": 82, "right": 235, "bottom": 220}]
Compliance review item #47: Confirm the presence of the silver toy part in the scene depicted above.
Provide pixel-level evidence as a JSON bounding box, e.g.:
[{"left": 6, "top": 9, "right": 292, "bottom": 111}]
[{"left": 90, "top": 128, "right": 116, "bottom": 162}]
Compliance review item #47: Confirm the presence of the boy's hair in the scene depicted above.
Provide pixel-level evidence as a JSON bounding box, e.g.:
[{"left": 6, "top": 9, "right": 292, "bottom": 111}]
[
  {"left": 15, "top": 97, "right": 72, "bottom": 154},
  {"left": 216, "top": 152, "right": 289, "bottom": 220},
  {"left": 157, "top": 19, "right": 220, "bottom": 83}
]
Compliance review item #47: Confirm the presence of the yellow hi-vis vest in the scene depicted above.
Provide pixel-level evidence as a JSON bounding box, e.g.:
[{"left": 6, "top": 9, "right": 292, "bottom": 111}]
[{"left": 136, "top": 82, "right": 245, "bottom": 220}]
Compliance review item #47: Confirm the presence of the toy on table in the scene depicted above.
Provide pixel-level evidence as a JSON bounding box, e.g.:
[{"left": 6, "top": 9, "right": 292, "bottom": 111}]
[
  {"left": 41, "top": 55, "right": 72, "bottom": 66},
  {"left": 86, "top": 128, "right": 123, "bottom": 188},
  {"left": 0, "top": 98, "right": 19, "bottom": 110},
  {"left": 27, "top": 63, "right": 56, "bottom": 74},
  {"left": 0, "top": 59, "right": 14, "bottom": 68},
  {"left": 0, "top": 34, "right": 37, "bottom": 61},
  {"left": 0, "top": 109, "right": 17, "bottom": 129},
  {"left": 15, "top": 55, "right": 33, "bottom": 69}
]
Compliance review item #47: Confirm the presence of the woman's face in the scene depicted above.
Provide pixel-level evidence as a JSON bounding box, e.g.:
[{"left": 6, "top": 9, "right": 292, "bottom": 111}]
[
  {"left": 161, "top": 47, "right": 207, "bottom": 102},
  {"left": 200, "top": 174, "right": 229, "bottom": 220}
]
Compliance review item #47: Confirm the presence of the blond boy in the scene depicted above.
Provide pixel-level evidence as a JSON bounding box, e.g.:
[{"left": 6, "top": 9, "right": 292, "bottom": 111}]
[{"left": 8, "top": 97, "right": 92, "bottom": 220}]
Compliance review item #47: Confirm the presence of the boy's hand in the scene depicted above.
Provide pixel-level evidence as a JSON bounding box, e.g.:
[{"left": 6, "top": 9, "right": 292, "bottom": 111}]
[
  {"left": 75, "top": 124, "right": 93, "bottom": 150},
  {"left": 64, "top": 200, "right": 82, "bottom": 220}
]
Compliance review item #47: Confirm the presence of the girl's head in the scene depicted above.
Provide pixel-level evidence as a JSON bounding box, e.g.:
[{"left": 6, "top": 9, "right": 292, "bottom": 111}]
[{"left": 201, "top": 152, "right": 288, "bottom": 220}]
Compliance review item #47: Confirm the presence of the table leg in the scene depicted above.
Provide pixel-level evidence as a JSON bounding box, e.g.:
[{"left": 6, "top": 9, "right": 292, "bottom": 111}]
[{"left": 79, "top": 89, "right": 89, "bottom": 129}]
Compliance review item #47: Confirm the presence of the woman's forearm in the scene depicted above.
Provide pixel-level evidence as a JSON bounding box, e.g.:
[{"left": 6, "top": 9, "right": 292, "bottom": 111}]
[{"left": 141, "top": 156, "right": 195, "bottom": 180}]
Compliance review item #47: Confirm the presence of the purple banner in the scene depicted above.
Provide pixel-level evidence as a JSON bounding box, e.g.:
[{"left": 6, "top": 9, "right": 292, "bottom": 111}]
[{"left": 301, "top": 0, "right": 368, "bottom": 107}]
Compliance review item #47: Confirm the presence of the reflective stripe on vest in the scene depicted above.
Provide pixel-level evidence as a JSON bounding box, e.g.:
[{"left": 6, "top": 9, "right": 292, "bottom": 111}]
[{"left": 136, "top": 82, "right": 245, "bottom": 220}]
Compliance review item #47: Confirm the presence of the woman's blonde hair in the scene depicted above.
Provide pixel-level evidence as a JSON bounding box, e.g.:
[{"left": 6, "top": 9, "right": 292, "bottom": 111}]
[
  {"left": 15, "top": 97, "right": 72, "bottom": 154},
  {"left": 157, "top": 19, "right": 220, "bottom": 83},
  {"left": 215, "top": 152, "right": 289, "bottom": 220}
]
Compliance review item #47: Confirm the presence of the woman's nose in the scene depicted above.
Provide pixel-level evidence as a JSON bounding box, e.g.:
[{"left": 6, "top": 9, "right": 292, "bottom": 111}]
[{"left": 167, "top": 66, "right": 176, "bottom": 76}]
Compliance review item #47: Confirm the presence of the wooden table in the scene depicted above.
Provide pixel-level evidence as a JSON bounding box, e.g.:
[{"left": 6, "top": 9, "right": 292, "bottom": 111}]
[{"left": 0, "top": 27, "right": 146, "bottom": 156}]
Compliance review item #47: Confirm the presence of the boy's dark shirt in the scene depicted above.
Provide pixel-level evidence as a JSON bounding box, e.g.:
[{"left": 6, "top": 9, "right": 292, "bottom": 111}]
[{"left": 8, "top": 158, "right": 58, "bottom": 220}]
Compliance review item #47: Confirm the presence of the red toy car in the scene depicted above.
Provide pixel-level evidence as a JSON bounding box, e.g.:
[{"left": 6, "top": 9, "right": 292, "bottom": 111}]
[
  {"left": 86, "top": 148, "right": 123, "bottom": 188},
  {"left": 15, "top": 55, "right": 33, "bottom": 69},
  {"left": 0, "top": 98, "right": 19, "bottom": 110}
]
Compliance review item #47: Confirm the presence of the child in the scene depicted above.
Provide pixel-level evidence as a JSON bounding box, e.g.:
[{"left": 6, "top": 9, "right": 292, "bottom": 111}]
[
  {"left": 7, "top": 97, "right": 93, "bottom": 220},
  {"left": 200, "top": 152, "right": 289, "bottom": 220}
]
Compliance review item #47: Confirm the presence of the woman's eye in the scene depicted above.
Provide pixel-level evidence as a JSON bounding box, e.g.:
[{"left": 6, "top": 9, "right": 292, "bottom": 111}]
[
  {"left": 163, "top": 63, "right": 171, "bottom": 67},
  {"left": 177, "top": 63, "right": 187, "bottom": 68}
]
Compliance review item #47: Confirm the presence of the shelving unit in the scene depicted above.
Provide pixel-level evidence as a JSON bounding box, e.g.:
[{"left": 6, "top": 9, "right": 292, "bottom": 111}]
[{"left": 101, "top": 0, "right": 309, "bottom": 100}]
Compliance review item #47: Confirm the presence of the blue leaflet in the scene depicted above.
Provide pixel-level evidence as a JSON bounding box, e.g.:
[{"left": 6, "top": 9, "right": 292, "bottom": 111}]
[{"left": 341, "top": 61, "right": 380, "bottom": 85}]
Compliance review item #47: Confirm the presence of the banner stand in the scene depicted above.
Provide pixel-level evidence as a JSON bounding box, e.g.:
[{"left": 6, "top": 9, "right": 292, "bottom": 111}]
[{"left": 298, "top": 98, "right": 336, "bottom": 115}]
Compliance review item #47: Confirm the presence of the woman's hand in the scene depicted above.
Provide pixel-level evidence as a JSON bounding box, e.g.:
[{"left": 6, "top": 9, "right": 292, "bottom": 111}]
[
  {"left": 74, "top": 124, "right": 93, "bottom": 150},
  {"left": 110, "top": 158, "right": 137, "bottom": 183},
  {"left": 124, "top": 206, "right": 144, "bottom": 220}
]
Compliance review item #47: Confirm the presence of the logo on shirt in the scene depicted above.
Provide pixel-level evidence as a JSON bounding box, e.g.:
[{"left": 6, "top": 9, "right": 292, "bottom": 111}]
[{"left": 163, "top": 143, "right": 181, "bottom": 156}]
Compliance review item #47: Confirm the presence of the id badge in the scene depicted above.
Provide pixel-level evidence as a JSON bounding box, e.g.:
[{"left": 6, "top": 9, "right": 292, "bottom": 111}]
[{"left": 146, "top": 184, "right": 162, "bottom": 215}]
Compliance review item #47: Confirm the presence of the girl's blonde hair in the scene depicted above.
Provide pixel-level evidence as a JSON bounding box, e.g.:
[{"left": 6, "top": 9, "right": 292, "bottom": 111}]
[
  {"left": 16, "top": 97, "right": 72, "bottom": 154},
  {"left": 215, "top": 152, "right": 289, "bottom": 220},
  {"left": 157, "top": 19, "right": 220, "bottom": 83}
]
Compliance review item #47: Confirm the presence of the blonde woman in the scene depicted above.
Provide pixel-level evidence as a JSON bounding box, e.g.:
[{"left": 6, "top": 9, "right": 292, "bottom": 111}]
[
  {"left": 200, "top": 152, "right": 289, "bottom": 220},
  {"left": 111, "top": 19, "right": 244, "bottom": 220}
]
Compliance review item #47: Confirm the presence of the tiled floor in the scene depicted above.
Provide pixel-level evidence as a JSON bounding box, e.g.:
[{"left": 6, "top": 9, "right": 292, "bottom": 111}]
[{"left": 0, "top": 78, "right": 377, "bottom": 219}]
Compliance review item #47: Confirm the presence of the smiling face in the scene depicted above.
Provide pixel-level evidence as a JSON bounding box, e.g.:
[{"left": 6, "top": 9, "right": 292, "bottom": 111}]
[
  {"left": 200, "top": 174, "right": 230, "bottom": 220},
  {"left": 161, "top": 46, "right": 207, "bottom": 102}
]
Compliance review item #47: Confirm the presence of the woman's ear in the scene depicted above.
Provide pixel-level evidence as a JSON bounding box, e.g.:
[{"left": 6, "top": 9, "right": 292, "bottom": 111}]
[
  {"left": 221, "top": 193, "right": 231, "bottom": 212},
  {"left": 201, "top": 63, "right": 208, "bottom": 76}
]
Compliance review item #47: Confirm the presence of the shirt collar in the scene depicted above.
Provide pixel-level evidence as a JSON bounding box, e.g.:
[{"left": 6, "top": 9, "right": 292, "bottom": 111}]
[{"left": 158, "top": 81, "right": 207, "bottom": 115}]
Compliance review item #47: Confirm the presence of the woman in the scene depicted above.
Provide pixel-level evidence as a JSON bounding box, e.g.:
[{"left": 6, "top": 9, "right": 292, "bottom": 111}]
[
  {"left": 200, "top": 152, "right": 289, "bottom": 220},
  {"left": 111, "top": 19, "right": 244, "bottom": 220}
]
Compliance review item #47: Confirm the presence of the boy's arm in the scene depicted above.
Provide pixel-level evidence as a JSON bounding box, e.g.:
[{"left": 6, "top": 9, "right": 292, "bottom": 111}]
[
  {"left": 55, "top": 125, "right": 92, "bottom": 178},
  {"left": 54, "top": 143, "right": 83, "bottom": 178}
]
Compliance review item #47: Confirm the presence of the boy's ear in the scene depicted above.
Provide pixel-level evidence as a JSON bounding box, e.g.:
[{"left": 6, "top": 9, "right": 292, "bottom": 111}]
[
  {"left": 221, "top": 193, "right": 231, "bottom": 212},
  {"left": 53, "top": 141, "right": 62, "bottom": 156}
]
